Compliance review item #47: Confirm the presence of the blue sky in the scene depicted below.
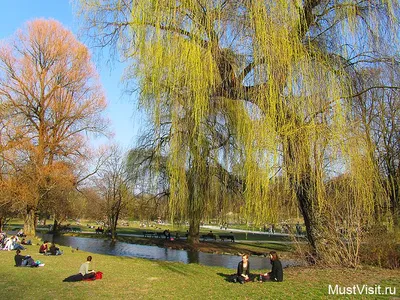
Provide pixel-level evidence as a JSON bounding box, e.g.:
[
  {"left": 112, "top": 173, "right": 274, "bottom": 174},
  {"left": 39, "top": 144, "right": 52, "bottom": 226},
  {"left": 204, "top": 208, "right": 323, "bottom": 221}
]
[{"left": 0, "top": 0, "right": 143, "bottom": 150}]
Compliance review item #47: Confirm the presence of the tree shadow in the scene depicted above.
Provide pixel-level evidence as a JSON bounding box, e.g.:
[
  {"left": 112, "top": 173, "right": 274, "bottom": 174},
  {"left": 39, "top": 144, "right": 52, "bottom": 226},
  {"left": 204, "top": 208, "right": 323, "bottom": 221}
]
[{"left": 154, "top": 262, "right": 188, "bottom": 275}]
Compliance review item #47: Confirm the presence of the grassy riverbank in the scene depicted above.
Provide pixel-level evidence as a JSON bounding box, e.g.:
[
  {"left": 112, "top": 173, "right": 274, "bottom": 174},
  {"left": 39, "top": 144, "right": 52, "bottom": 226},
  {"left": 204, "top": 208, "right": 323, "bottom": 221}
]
[{"left": 1, "top": 237, "right": 399, "bottom": 299}]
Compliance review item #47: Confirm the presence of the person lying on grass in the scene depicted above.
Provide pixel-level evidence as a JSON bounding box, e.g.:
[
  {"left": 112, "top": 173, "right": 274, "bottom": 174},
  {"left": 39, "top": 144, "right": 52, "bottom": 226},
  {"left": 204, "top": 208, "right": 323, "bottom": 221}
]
[
  {"left": 14, "top": 249, "right": 43, "bottom": 267},
  {"left": 259, "top": 251, "right": 283, "bottom": 282}
]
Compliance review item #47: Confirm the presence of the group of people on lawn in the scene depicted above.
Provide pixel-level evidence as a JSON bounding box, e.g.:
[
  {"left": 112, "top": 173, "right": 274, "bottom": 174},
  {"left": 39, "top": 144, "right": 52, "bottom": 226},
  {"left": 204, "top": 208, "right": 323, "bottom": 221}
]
[
  {"left": 12, "top": 238, "right": 63, "bottom": 267},
  {"left": 232, "top": 251, "right": 283, "bottom": 284},
  {"left": 1, "top": 230, "right": 31, "bottom": 251},
  {"left": 9, "top": 228, "right": 282, "bottom": 284},
  {"left": 15, "top": 247, "right": 97, "bottom": 281},
  {"left": 12, "top": 233, "right": 99, "bottom": 281},
  {"left": 39, "top": 240, "right": 63, "bottom": 255}
]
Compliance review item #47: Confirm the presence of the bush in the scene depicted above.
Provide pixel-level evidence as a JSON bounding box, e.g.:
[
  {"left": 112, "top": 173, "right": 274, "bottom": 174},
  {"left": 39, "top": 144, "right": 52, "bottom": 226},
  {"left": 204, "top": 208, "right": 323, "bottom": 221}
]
[{"left": 360, "top": 227, "right": 400, "bottom": 269}]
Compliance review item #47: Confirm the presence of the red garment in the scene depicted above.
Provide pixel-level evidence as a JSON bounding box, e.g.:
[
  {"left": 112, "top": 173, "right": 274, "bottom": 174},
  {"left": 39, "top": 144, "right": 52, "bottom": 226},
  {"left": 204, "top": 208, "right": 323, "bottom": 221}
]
[{"left": 39, "top": 244, "right": 48, "bottom": 253}]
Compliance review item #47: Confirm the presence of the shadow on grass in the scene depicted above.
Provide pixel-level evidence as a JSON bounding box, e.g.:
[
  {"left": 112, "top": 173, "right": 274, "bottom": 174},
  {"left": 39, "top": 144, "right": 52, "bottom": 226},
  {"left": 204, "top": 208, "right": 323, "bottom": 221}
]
[
  {"left": 154, "top": 260, "right": 191, "bottom": 276},
  {"left": 217, "top": 272, "right": 259, "bottom": 283},
  {"left": 217, "top": 272, "right": 235, "bottom": 282}
]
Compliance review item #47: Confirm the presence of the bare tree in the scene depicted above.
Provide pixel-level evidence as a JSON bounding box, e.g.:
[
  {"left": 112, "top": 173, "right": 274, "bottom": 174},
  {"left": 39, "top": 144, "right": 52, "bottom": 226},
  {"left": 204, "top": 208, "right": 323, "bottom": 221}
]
[{"left": 95, "top": 145, "right": 133, "bottom": 241}]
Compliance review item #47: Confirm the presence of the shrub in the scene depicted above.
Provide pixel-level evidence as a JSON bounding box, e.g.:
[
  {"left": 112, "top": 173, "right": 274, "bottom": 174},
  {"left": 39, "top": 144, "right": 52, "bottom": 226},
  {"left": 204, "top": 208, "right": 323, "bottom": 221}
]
[{"left": 360, "top": 227, "right": 400, "bottom": 269}]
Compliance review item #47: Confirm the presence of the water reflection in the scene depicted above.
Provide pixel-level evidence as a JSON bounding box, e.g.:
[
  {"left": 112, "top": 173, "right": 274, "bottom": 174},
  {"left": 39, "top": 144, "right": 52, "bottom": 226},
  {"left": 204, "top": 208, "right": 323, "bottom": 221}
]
[{"left": 38, "top": 233, "right": 299, "bottom": 270}]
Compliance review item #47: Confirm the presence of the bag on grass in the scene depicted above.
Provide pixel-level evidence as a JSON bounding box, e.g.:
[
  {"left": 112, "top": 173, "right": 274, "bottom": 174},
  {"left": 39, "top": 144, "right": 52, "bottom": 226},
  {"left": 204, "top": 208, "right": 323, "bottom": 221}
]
[{"left": 95, "top": 271, "right": 103, "bottom": 279}]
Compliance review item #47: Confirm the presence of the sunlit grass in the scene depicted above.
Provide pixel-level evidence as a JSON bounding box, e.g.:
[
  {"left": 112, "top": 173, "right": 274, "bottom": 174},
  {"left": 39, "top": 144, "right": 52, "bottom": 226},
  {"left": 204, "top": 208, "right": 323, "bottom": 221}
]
[{"left": 1, "top": 236, "right": 399, "bottom": 299}]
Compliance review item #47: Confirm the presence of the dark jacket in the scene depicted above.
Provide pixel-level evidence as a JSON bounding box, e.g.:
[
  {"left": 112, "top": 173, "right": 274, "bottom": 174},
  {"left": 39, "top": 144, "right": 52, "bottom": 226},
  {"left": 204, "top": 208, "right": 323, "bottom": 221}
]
[
  {"left": 269, "top": 260, "right": 283, "bottom": 282},
  {"left": 236, "top": 261, "right": 250, "bottom": 277},
  {"left": 49, "top": 245, "right": 59, "bottom": 255},
  {"left": 14, "top": 254, "right": 36, "bottom": 267},
  {"left": 14, "top": 254, "right": 25, "bottom": 266}
]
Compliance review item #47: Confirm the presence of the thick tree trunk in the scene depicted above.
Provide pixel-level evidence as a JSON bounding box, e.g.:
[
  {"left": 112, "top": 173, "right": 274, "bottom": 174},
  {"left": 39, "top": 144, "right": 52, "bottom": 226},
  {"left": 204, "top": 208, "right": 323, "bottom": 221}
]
[
  {"left": 186, "top": 163, "right": 207, "bottom": 245},
  {"left": 294, "top": 176, "right": 319, "bottom": 260},
  {"left": 284, "top": 134, "right": 320, "bottom": 261},
  {"left": 188, "top": 215, "right": 201, "bottom": 244},
  {"left": 52, "top": 219, "right": 58, "bottom": 233},
  {"left": 24, "top": 206, "right": 37, "bottom": 236}
]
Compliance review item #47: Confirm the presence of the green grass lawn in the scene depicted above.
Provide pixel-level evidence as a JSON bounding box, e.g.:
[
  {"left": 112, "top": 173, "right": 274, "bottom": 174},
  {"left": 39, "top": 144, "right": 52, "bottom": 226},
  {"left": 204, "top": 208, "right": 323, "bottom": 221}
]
[{"left": 1, "top": 237, "right": 399, "bottom": 300}]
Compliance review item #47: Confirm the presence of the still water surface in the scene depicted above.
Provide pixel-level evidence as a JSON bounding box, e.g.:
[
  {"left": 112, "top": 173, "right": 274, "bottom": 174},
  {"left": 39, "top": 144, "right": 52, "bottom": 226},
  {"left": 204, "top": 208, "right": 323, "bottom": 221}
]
[{"left": 40, "top": 233, "right": 298, "bottom": 270}]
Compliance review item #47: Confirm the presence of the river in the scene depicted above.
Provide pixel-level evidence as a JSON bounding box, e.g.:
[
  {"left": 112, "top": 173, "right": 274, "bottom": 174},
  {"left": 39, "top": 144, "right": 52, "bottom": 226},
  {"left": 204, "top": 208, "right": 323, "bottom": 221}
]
[{"left": 39, "top": 233, "right": 300, "bottom": 270}]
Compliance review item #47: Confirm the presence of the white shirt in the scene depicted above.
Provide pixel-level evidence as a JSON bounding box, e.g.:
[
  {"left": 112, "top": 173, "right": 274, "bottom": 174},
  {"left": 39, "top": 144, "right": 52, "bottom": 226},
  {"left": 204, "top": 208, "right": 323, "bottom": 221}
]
[{"left": 79, "top": 261, "right": 91, "bottom": 275}]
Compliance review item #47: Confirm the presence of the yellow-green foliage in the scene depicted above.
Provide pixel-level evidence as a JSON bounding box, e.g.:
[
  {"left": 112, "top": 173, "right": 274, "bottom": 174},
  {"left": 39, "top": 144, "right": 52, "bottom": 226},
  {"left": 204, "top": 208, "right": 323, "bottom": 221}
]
[
  {"left": 77, "top": 0, "right": 398, "bottom": 237},
  {"left": 124, "top": 0, "right": 397, "bottom": 225}
]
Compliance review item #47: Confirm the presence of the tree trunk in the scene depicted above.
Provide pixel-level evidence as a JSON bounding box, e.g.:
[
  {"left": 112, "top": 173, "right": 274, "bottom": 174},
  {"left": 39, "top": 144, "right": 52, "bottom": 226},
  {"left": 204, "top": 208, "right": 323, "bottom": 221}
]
[
  {"left": 24, "top": 206, "right": 37, "bottom": 236},
  {"left": 186, "top": 161, "right": 207, "bottom": 245},
  {"left": 294, "top": 176, "right": 319, "bottom": 260},
  {"left": 110, "top": 217, "right": 118, "bottom": 242},
  {"left": 188, "top": 215, "right": 201, "bottom": 244},
  {"left": 284, "top": 134, "right": 320, "bottom": 261},
  {"left": 52, "top": 219, "right": 58, "bottom": 233}
]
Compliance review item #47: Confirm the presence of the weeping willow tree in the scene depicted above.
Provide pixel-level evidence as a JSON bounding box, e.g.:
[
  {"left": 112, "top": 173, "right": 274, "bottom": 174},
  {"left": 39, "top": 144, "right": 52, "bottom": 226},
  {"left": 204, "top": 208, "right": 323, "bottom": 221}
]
[{"left": 77, "top": 0, "right": 400, "bottom": 262}]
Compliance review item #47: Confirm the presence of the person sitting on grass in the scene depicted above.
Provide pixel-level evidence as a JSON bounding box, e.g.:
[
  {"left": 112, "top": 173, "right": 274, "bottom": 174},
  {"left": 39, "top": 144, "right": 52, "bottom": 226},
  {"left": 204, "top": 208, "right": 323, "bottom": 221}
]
[
  {"left": 3, "top": 236, "right": 23, "bottom": 251},
  {"left": 259, "top": 251, "right": 283, "bottom": 282},
  {"left": 14, "top": 249, "right": 43, "bottom": 267},
  {"left": 49, "top": 243, "right": 63, "bottom": 255},
  {"left": 79, "top": 256, "right": 96, "bottom": 279},
  {"left": 0, "top": 231, "right": 6, "bottom": 246},
  {"left": 12, "top": 236, "right": 25, "bottom": 250},
  {"left": 2, "top": 237, "right": 13, "bottom": 250},
  {"left": 39, "top": 241, "right": 49, "bottom": 254},
  {"left": 63, "top": 256, "right": 96, "bottom": 282},
  {"left": 232, "top": 254, "right": 253, "bottom": 284},
  {"left": 21, "top": 238, "right": 32, "bottom": 245},
  {"left": 17, "top": 229, "right": 26, "bottom": 237}
]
